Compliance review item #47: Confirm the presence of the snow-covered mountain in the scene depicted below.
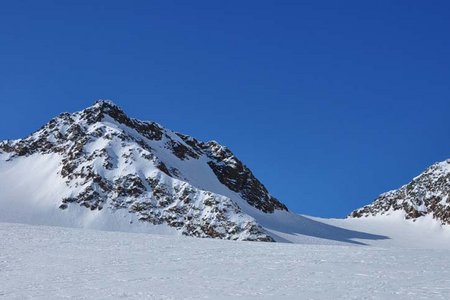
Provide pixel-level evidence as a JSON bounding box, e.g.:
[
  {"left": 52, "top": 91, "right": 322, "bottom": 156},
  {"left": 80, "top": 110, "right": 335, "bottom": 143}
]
[
  {"left": 1, "top": 100, "right": 448, "bottom": 245},
  {"left": 0, "top": 100, "right": 289, "bottom": 241},
  {"left": 350, "top": 159, "right": 450, "bottom": 225}
]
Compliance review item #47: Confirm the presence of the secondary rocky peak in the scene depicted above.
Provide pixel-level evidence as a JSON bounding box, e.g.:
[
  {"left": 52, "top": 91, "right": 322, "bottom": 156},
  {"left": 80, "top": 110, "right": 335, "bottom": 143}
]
[{"left": 350, "top": 159, "right": 450, "bottom": 225}]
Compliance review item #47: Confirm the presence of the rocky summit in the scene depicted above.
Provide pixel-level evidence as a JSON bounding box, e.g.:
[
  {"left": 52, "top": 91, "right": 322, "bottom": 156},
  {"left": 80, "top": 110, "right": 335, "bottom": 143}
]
[
  {"left": 0, "top": 100, "right": 288, "bottom": 241},
  {"left": 350, "top": 159, "right": 450, "bottom": 225}
]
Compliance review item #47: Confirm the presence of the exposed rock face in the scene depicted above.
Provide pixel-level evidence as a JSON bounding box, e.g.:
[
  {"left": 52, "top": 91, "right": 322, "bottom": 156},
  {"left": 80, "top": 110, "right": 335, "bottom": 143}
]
[
  {"left": 0, "top": 100, "right": 287, "bottom": 241},
  {"left": 176, "top": 136, "right": 288, "bottom": 213},
  {"left": 350, "top": 160, "right": 450, "bottom": 225}
]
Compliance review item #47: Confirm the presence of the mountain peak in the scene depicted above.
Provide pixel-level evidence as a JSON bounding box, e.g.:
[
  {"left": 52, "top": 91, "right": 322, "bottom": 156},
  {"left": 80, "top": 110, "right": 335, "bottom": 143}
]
[
  {"left": 79, "top": 99, "right": 130, "bottom": 126},
  {"left": 93, "top": 99, "right": 118, "bottom": 108},
  {"left": 84, "top": 99, "right": 125, "bottom": 114},
  {"left": 0, "top": 101, "right": 288, "bottom": 241},
  {"left": 90, "top": 99, "right": 124, "bottom": 115}
]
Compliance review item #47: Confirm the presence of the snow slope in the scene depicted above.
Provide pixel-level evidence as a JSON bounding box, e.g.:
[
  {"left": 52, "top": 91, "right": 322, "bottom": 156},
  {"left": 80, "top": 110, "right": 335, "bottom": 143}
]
[
  {"left": 1, "top": 222, "right": 449, "bottom": 299},
  {"left": 314, "top": 213, "right": 450, "bottom": 249},
  {"left": 248, "top": 210, "right": 450, "bottom": 248},
  {"left": 0, "top": 153, "right": 176, "bottom": 235}
]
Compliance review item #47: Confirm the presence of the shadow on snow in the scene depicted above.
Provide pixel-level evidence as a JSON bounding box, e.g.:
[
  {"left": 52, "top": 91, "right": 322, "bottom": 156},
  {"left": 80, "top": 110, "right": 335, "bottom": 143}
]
[{"left": 256, "top": 213, "right": 389, "bottom": 245}]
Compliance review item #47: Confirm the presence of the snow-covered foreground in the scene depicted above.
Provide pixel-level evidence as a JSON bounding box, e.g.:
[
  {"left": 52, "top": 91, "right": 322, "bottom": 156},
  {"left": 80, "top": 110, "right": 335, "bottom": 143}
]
[{"left": 1, "top": 222, "right": 450, "bottom": 299}]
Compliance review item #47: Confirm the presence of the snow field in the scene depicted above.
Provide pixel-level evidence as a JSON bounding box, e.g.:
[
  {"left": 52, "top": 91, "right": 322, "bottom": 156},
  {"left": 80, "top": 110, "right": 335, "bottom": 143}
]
[{"left": 1, "top": 222, "right": 449, "bottom": 299}]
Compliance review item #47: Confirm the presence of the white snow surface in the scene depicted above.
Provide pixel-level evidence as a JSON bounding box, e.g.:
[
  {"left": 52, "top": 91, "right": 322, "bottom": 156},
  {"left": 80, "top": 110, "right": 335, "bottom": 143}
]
[{"left": 1, "top": 222, "right": 449, "bottom": 299}]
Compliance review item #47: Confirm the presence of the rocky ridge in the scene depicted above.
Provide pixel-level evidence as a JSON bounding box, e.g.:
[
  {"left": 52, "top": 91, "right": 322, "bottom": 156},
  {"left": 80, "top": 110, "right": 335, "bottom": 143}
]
[{"left": 350, "top": 159, "right": 450, "bottom": 225}]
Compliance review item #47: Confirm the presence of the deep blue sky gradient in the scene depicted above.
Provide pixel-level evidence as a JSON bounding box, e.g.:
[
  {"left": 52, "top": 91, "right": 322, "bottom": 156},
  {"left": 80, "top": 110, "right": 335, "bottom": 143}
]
[{"left": 1, "top": 1, "right": 449, "bottom": 217}]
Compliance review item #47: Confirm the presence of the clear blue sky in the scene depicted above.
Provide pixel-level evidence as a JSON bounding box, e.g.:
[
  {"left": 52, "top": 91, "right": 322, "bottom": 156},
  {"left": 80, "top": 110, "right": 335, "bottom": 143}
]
[{"left": 1, "top": 1, "right": 449, "bottom": 217}]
